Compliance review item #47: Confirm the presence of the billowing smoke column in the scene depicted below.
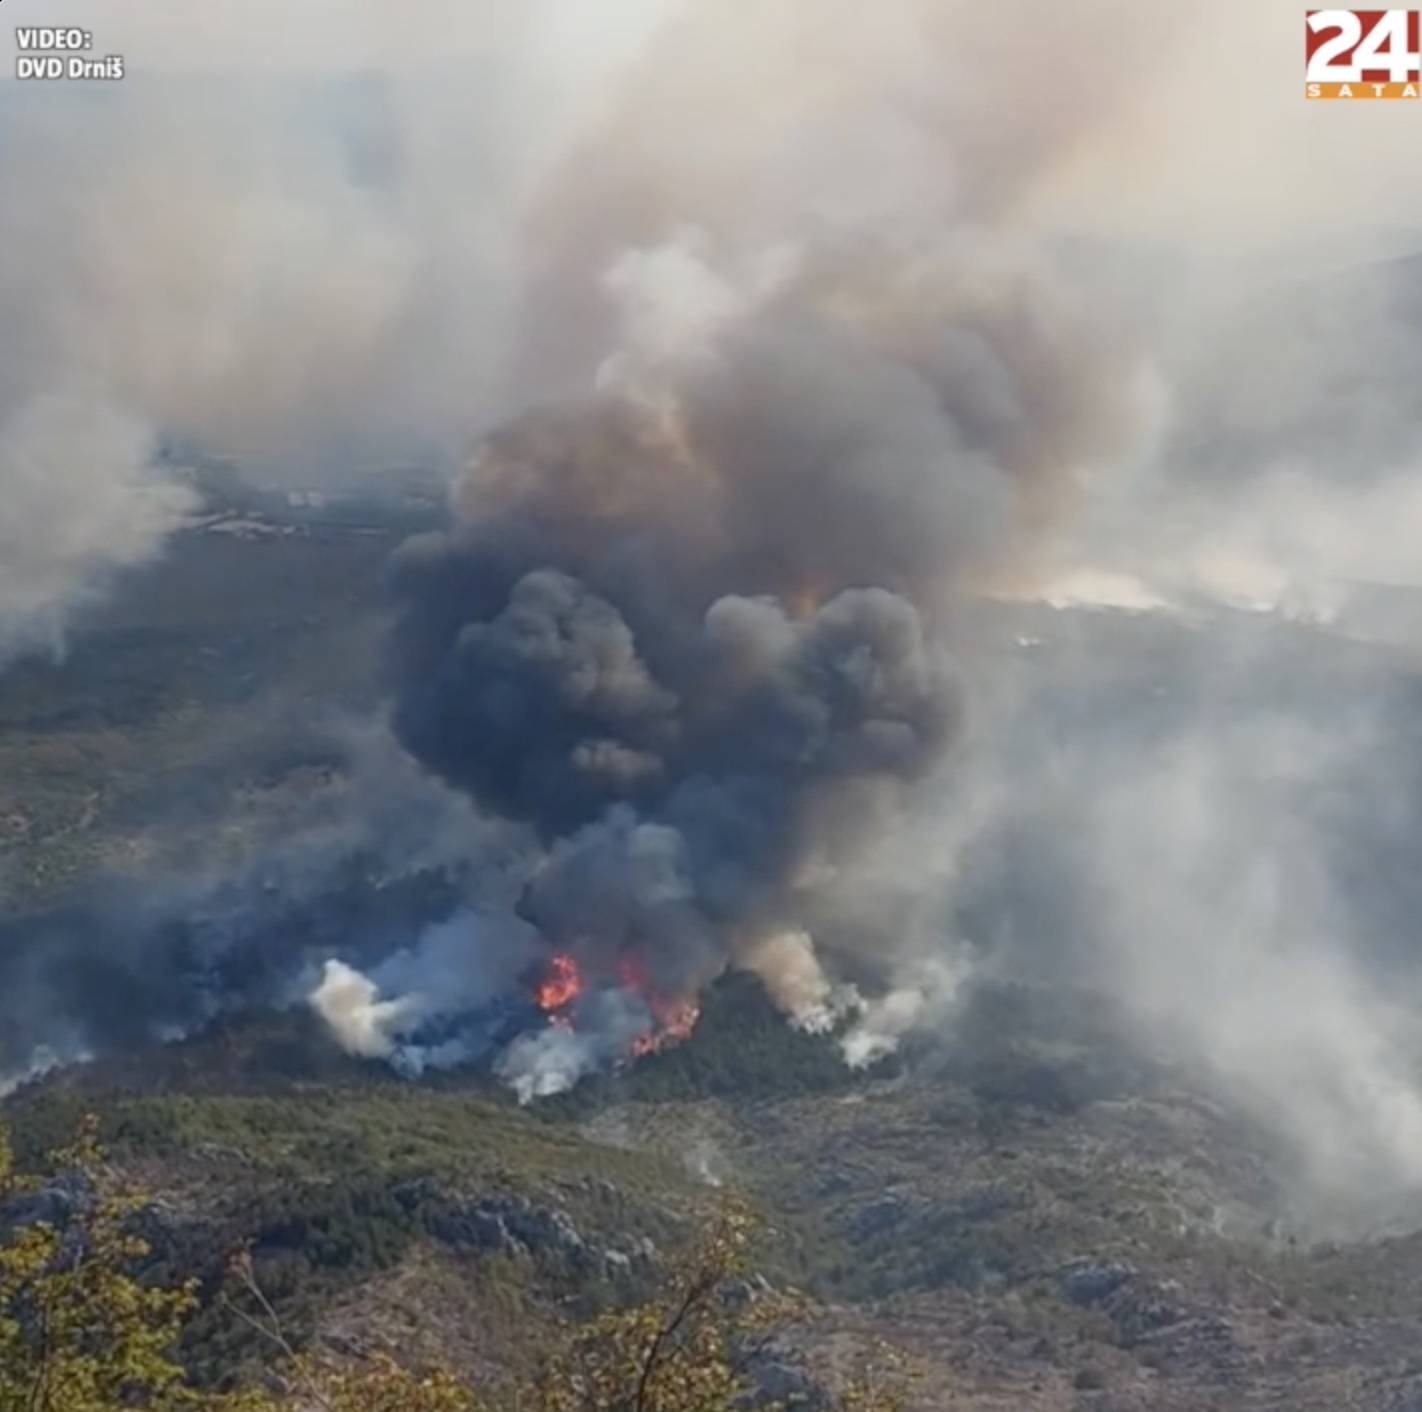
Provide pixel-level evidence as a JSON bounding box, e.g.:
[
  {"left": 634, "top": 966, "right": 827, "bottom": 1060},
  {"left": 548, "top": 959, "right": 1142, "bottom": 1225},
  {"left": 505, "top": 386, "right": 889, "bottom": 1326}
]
[
  {"left": 320, "top": 229, "right": 1145, "bottom": 1096},
  {"left": 9, "top": 0, "right": 1422, "bottom": 1215},
  {"left": 0, "top": 0, "right": 1154, "bottom": 1102},
  {"left": 292, "top": 0, "right": 1157, "bottom": 1097}
]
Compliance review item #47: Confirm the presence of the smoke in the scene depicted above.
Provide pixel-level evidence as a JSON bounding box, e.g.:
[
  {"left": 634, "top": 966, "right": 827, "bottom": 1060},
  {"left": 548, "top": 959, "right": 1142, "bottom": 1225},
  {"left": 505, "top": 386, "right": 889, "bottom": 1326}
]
[
  {"left": 1088, "top": 719, "right": 1422, "bottom": 1203},
  {"left": 0, "top": 722, "right": 534, "bottom": 1086},
  {"left": 263, "top": 0, "right": 1144, "bottom": 1098},
  {"left": 0, "top": 0, "right": 669, "bottom": 659},
  {"left": 0, "top": 397, "right": 195, "bottom": 659},
  {"left": 6, "top": 0, "right": 1422, "bottom": 1225},
  {"left": 841, "top": 961, "right": 964, "bottom": 1071},
  {"left": 911, "top": 610, "right": 1422, "bottom": 1224},
  {"left": 739, "top": 930, "right": 851, "bottom": 1034},
  {"left": 376, "top": 220, "right": 1144, "bottom": 1088},
  {"left": 0, "top": 0, "right": 1171, "bottom": 661},
  {"left": 735, "top": 930, "right": 961, "bottom": 1069},
  {"left": 496, "top": 989, "right": 656, "bottom": 1103},
  {"left": 310, "top": 961, "right": 414, "bottom": 1061}
]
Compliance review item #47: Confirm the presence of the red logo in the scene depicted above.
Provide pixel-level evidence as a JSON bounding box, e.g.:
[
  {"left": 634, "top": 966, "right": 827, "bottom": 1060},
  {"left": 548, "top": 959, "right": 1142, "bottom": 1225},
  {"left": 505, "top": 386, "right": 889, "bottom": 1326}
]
[{"left": 1307, "top": 10, "right": 1420, "bottom": 97}]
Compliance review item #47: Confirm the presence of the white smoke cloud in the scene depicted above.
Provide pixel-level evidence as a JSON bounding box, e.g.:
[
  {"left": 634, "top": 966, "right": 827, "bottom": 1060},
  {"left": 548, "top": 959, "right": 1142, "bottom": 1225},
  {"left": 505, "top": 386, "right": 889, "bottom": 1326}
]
[
  {"left": 738, "top": 929, "right": 855, "bottom": 1034},
  {"left": 495, "top": 989, "right": 653, "bottom": 1104},
  {"left": 3, "top": 0, "right": 1421, "bottom": 658},
  {"left": 0, "top": 397, "right": 196, "bottom": 659},
  {"left": 309, "top": 905, "right": 541, "bottom": 1073},
  {"left": 1087, "top": 719, "right": 1422, "bottom": 1203},
  {"left": 596, "top": 230, "right": 800, "bottom": 400},
  {"left": 841, "top": 960, "right": 964, "bottom": 1070},
  {"left": 0, "top": 1042, "right": 92, "bottom": 1102},
  {"left": 0, "top": 1, "right": 669, "bottom": 659},
  {"left": 867, "top": 638, "right": 1422, "bottom": 1227},
  {"left": 309, "top": 960, "right": 414, "bottom": 1060},
  {"left": 495, "top": 1026, "right": 600, "bottom": 1105}
]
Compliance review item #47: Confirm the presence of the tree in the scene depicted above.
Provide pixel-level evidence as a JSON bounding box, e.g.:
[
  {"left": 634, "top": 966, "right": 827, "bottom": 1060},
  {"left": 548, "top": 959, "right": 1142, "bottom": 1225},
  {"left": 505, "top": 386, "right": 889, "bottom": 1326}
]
[
  {"left": 0, "top": 1114, "right": 261, "bottom": 1411},
  {"left": 530, "top": 1196, "right": 796, "bottom": 1412},
  {"left": 0, "top": 1115, "right": 914, "bottom": 1412},
  {"left": 221, "top": 1248, "right": 483, "bottom": 1412},
  {"left": 837, "top": 1339, "right": 917, "bottom": 1412},
  {"left": 0, "top": 1115, "right": 483, "bottom": 1412}
]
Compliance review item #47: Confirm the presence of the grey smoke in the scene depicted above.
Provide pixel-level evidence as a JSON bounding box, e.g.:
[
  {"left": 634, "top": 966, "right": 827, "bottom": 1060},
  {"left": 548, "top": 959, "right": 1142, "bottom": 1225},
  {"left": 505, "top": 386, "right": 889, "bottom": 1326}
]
[
  {"left": 496, "top": 988, "right": 656, "bottom": 1103},
  {"left": 379, "top": 225, "right": 1135, "bottom": 1071},
  {"left": 0, "top": 1, "right": 666, "bottom": 659},
  {"left": 0, "top": 723, "right": 533, "bottom": 1085},
  {"left": 0, "top": 398, "right": 194, "bottom": 660},
  {"left": 4, "top": 0, "right": 1422, "bottom": 1228},
  {"left": 916, "top": 612, "right": 1422, "bottom": 1224}
]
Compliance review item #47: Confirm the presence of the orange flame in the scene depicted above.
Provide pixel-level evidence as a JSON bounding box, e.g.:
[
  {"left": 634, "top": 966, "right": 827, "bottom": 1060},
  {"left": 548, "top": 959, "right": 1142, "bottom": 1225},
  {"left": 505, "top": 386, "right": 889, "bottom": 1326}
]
[
  {"left": 534, "top": 953, "right": 584, "bottom": 1014},
  {"left": 617, "top": 953, "right": 701, "bottom": 1056},
  {"left": 631, "top": 997, "right": 701, "bottom": 1056},
  {"left": 532, "top": 950, "right": 699, "bottom": 1055}
]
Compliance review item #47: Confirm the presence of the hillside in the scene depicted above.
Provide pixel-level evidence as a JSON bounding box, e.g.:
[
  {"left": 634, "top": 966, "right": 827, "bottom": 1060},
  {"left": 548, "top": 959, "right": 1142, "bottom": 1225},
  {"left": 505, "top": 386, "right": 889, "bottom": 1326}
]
[
  {"left": 5, "top": 519, "right": 1422, "bottom": 1409},
  {"left": 11, "top": 975, "right": 1422, "bottom": 1410}
]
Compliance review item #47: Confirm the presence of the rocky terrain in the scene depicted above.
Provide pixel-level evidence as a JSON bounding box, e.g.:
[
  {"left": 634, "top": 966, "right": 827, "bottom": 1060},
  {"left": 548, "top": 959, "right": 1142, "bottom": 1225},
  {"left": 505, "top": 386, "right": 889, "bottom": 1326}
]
[
  {"left": 10, "top": 974, "right": 1422, "bottom": 1410},
  {"left": 6, "top": 516, "right": 1422, "bottom": 1410}
]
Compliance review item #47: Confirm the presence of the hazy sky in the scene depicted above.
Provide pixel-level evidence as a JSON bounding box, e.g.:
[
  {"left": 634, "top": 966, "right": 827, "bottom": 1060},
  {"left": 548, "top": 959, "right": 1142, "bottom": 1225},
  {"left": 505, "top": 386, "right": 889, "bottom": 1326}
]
[{"left": 4, "top": 0, "right": 1419, "bottom": 257}]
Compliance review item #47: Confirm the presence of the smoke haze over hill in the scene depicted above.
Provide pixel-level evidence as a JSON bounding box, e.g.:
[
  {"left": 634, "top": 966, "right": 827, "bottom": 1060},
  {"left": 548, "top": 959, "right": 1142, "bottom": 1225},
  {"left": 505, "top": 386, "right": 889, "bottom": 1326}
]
[{"left": 4, "top": 0, "right": 1422, "bottom": 1225}]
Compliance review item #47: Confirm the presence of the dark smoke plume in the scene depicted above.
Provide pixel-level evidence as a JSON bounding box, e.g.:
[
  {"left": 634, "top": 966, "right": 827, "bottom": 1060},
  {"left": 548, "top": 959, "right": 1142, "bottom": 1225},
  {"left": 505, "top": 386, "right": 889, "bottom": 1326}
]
[
  {"left": 2, "top": 0, "right": 1154, "bottom": 1101},
  {"left": 371, "top": 237, "right": 1144, "bottom": 1091},
  {"left": 10, "top": 0, "right": 1422, "bottom": 1226}
]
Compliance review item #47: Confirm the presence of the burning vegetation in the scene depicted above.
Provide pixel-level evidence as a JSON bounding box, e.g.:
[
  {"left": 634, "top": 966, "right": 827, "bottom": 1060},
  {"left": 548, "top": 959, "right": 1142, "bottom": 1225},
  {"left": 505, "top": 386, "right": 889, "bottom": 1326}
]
[{"left": 532, "top": 951, "right": 702, "bottom": 1060}]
